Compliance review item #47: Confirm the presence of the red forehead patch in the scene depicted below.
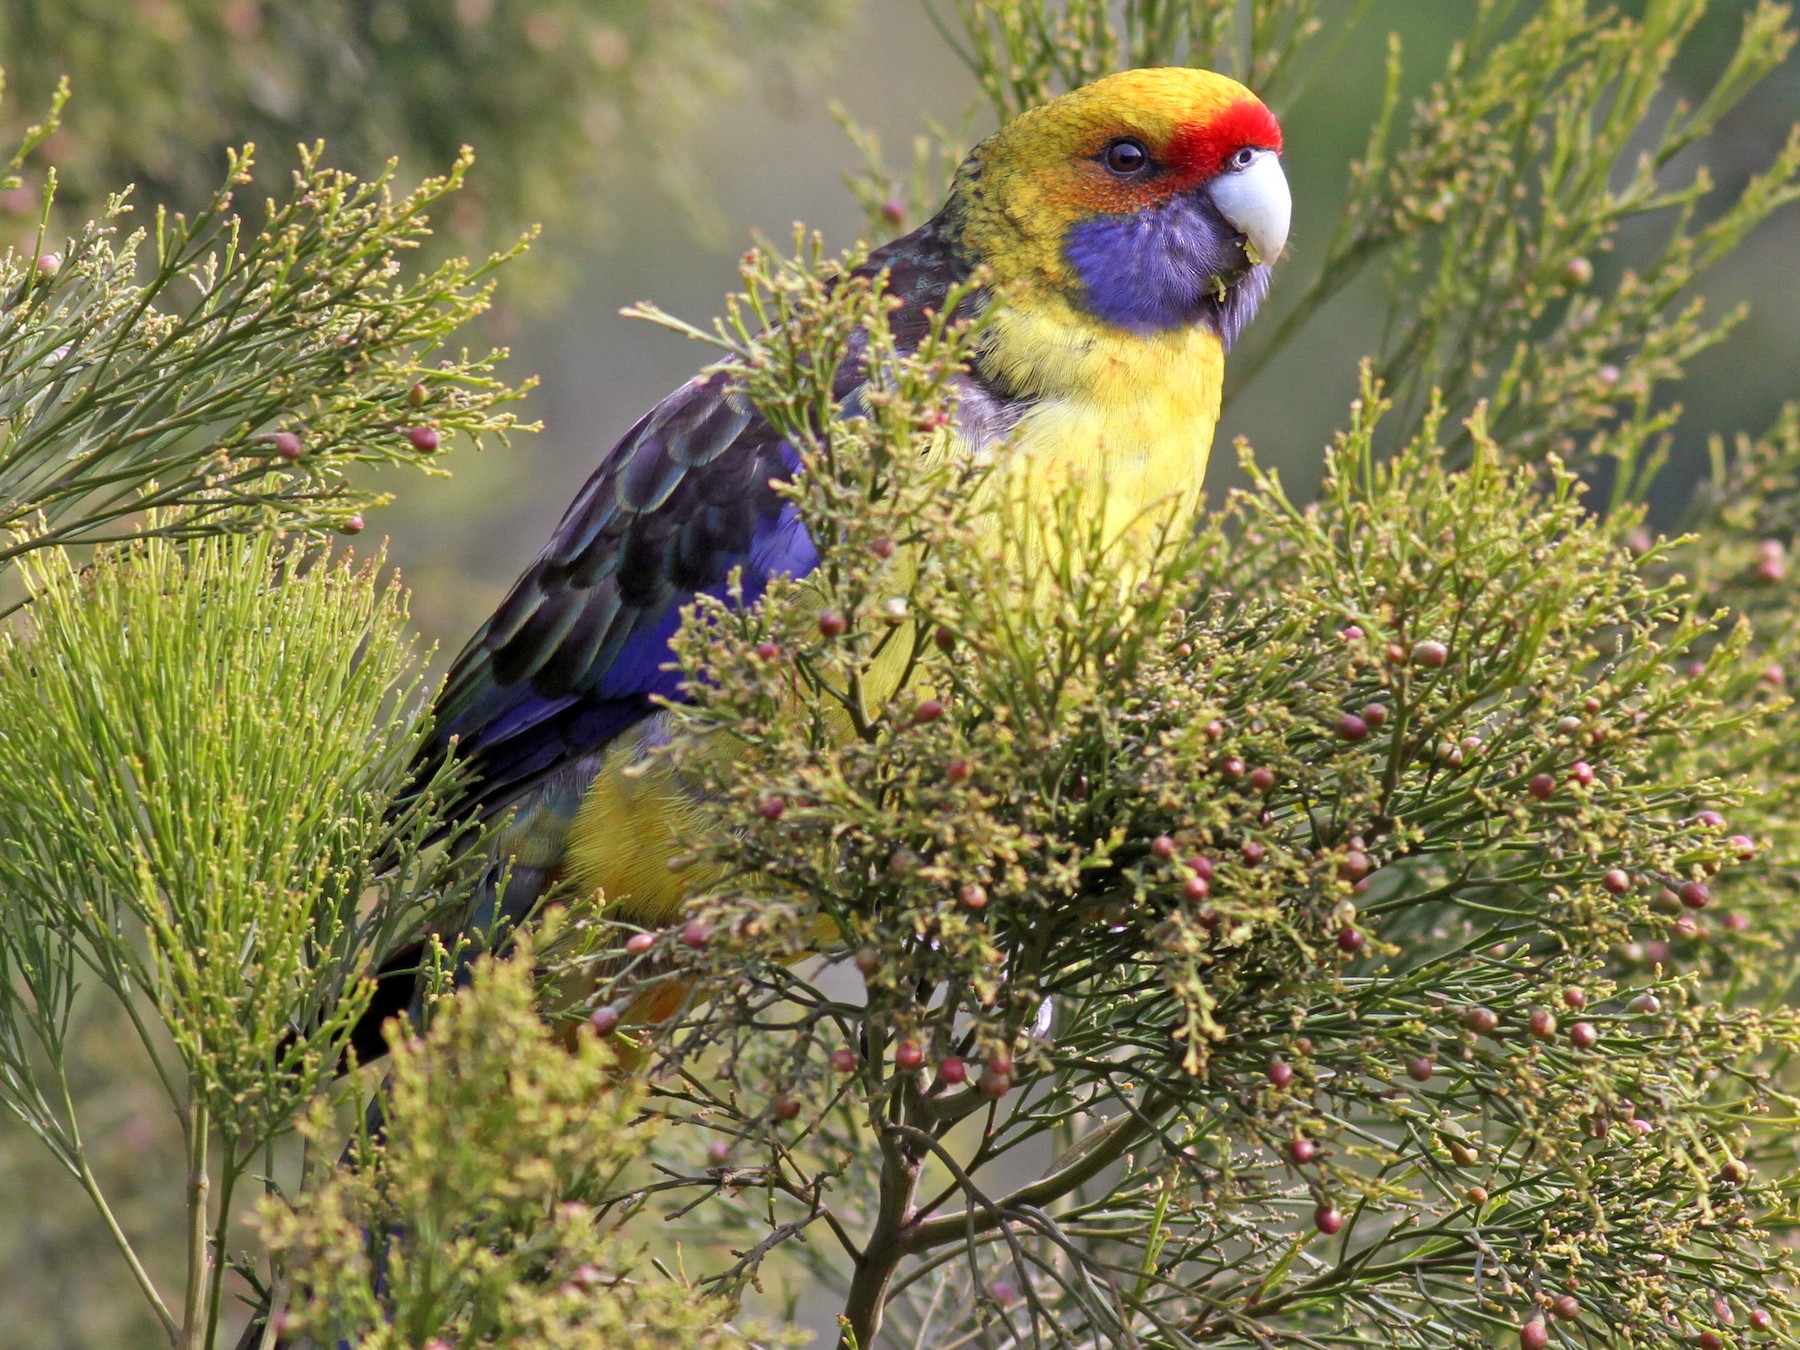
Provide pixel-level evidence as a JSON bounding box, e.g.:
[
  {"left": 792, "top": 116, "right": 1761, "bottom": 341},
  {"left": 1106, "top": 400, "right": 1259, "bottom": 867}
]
[{"left": 1166, "top": 99, "right": 1283, "bottom": 180}]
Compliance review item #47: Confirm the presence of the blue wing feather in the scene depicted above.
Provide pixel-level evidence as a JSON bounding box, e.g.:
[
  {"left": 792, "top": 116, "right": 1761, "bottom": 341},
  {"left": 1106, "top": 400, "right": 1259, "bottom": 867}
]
[
  {"left": 421, "top": 374, "right": 818, "bottom": 825},
  {"left": 419, "top": 215, "right": 973, "bottom": 830}
]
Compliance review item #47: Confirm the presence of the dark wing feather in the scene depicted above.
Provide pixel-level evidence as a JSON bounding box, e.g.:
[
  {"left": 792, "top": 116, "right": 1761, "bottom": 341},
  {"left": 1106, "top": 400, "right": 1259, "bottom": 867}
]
[
  {"left": 418, "top": 213, "right": 975, "bottom": 827},
  {"left": 422, "top": 373, "right": 813, "bottom": 824}
]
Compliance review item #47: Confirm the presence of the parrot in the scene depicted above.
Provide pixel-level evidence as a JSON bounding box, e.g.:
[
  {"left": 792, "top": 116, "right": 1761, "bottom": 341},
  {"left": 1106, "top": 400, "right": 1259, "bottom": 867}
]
[{"left": 348, "top": 65, "right": 1290, "bottom": 1059}]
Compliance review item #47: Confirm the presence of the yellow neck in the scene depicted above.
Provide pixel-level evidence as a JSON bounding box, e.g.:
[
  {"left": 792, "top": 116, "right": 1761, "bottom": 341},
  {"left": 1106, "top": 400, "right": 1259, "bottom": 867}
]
[{"left": 974, "top": 296, "right": 1225, "bottom": 557}]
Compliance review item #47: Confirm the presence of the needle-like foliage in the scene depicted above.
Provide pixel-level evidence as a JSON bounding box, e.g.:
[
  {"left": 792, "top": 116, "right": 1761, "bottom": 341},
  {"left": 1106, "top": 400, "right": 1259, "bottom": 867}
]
[{"left": 259, "top": 940, "right": 777, "bottom": 1350}]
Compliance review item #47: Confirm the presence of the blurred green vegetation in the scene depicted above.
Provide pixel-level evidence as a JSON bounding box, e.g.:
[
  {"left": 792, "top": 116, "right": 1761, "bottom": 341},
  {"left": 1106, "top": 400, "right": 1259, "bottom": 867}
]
[{"left": 0, "top": 0, "right": 852, "bottom": 268}]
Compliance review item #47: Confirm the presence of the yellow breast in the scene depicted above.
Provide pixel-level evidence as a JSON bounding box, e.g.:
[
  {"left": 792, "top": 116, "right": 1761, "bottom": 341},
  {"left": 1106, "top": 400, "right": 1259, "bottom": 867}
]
[{"left": 979, "top": 297, "right": 1225, "bottom": 557}]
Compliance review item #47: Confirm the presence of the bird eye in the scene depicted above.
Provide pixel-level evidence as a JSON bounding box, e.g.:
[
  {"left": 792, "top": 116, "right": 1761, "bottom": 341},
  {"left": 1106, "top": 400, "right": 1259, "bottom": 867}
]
[
  {"left": 1101, "top": 137, "right": 1150, "bottom": 177},
  {"left": 1229, "top": 146, "right": 1259, "bottom": 171}
]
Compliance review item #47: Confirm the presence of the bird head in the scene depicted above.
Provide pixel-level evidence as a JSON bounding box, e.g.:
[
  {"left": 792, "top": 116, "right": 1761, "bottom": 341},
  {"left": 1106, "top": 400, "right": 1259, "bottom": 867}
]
[{"left": 952, "top": 67, "right": 1289, "bottom": 347}]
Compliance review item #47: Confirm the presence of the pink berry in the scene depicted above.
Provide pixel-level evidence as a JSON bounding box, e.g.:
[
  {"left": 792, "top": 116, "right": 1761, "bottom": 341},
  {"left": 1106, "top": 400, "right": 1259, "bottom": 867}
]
[
  {"left": 818, "top": 611, "right": 847, "bottom": 638},
  {"left": 1337, "top": 713, "right": 1369, "bottom": 742},
  {"left": 1183, "top": 875, "right": 1210, "bottom": 902},
  {"left": 1520, "top": 1320, "right": 1549, "bottom": 1350},
  {"left": 979, "top": 1068, "right": 1011, "bottom": 1098},
  {"left": 1602, "top": 868, "right": 1631, "bottom": 895},
  {"left": 1413, "top": 640, "right": 1448, "bottom": 668},
  {"left": 1337, "top": 928, "right": 1365, "bottom": 954},
  {"left": 946, "top": 758, "right": 971, "bottom": 782},
  {"left": 913, "top": 698, "right": 945, "bottom": 724},
  {"left": 625, "top": 931, "right": 656, "bottom": 955},
  {"left": 1267, "top": 1062, "right": 1294, "bottom": 1088},
  {"left": 407, "top": 425, "right": 440, "bottom": 452},
  {"left": 1341, "top": 850, "right": 1371, "bottom": 880},
  {"left": 1679, "top": 880, "right": 1711, "bottom": 909},
  {"left": 1151, "top": 835, "right": 1176, "bottom": 860},
  {"left": 1288, "top": 1138, "right": 1316, "bottom": 1164},
  {"left": 1406, "top": 1057, "right": 1433, "bottom": 1082},
  {"left": 773, "top": 1095, "right": 801, "bottom": 1121},
  {"left": 754, "top": 640, "right": 780, "bottom": 661},
  {"left": 1570, "top": 1021, "right": 1598, "bottom": 1050},
  {"left": 341, "top": 515, "right": 365, "bottom": 535},
  {"left": 1728, "top": 834, "right": 1757, "bottom": 859},
  {"left": 1554, "top": 1294, "right": 1581, "bottom": 1321},
  {"left": 1697, "top": 809, "right": 1727, "bottom": 829},
  {"left": 1463, "top": 1006, "right": 1500, "bottom": 1034},
  {"left": 681, "top": 920, "right": 709, "bottom": 949},
  {"left": 1248, "top": 766, "right": 1276, "bottom": 792},
  {"left": 958, "top": 883, "right": 987, "bottom": 910},
  {"left": 273, "top": 431, "right": 304, "bottom": 460},
  {"left": 1362, "top": 702, "right": 1388, "bottom": 727},
  {"left": 1188, "top": 856, "right": 1216, "bottom": 881},
  {"left": 937, "top": 1056, "right": 967, "bottom": 1085},
  {"left": 1240, "top": 840, "right": 1267, "bottom": 866},
  {"left": 1528, "top": 1010, "right": 1557, "bottom": 1039},
  {"left": 1751, "top": 1309, "right": 1773, "bottom": 1330},
  {"left": 829, "top": 1048, "right": 857, "bottom": 1072},
  {"left": 1528, "top": 773, "right": 1556, "bottom": 800},
  {"left": 988, "top": 1279, "right": 1018, "bottom": 1307},
  {"left": 589, "top": 1007, "right": 619, "bottom": 1036},
  {"left": 1338, "top": 625, "right": 1364, "bottom": 641},
  {"left": 708, "top": 1139, "right": 732, "bottom": 1164},
  {"left": 1220, "top": 757, "right": 1246, "bottom": 779},
  {"left": 758, "top": 795, "right": 785, "bottom": 821},
  {"left": 1563, "top": 988, "right": 1586, "bottom": 1009},
  {"left": 871, "top": 537, "right": 896, "bottom": 559},
  {"left": 1569, "top": 761, "right": 1594, "bottom": 787},
  {"left": 894, "top": 1041, "right": 923, "bottom": 1071},
  {"left": 1314, "top": 1205, "right": 1343, "bottom": 1235}
]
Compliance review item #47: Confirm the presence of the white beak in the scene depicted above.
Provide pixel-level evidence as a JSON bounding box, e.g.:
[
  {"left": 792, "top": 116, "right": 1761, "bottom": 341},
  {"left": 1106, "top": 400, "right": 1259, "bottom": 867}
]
[{"left": 1210, "top": 149, "right": 1291, "bottom": 266}]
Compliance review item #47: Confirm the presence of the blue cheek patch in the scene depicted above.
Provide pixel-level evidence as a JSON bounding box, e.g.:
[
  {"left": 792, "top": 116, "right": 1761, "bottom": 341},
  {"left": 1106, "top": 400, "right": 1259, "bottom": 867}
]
[{"left": 1064, "top": 194, "right": 1264, "bottom": 342}]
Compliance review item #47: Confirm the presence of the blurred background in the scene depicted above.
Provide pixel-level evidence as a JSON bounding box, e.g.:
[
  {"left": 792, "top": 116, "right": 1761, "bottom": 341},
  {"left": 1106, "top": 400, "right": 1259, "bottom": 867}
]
[{"left": 0, "top": 1, "right": 1794, "bottom": 1342}]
